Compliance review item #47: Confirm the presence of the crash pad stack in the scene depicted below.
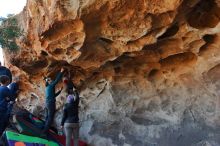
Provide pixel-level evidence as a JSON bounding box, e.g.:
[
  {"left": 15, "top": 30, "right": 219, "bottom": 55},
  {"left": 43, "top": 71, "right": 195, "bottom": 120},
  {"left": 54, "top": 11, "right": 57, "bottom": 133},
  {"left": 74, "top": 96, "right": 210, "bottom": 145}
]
[
  {"left": 2, "top": 111, "right": 87, "bottom": 146},
  {"left": 5, "top": 131, "right": 59, "bottom": 146}
]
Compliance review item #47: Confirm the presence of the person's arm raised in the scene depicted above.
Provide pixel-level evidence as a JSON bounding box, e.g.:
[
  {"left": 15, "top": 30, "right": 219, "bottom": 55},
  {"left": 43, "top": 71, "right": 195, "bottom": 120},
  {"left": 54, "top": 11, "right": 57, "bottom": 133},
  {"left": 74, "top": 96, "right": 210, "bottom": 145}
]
[{"left": 50, "top": 68, "right": 65, "bottom": 86}]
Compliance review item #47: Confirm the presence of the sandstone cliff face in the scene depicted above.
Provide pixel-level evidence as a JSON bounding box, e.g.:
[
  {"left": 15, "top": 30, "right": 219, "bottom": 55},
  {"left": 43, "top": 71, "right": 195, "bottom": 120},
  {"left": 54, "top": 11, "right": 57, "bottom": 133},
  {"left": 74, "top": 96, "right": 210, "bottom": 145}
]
[{"left": 4, "top": 0, "right": 220, "bottom": 145}]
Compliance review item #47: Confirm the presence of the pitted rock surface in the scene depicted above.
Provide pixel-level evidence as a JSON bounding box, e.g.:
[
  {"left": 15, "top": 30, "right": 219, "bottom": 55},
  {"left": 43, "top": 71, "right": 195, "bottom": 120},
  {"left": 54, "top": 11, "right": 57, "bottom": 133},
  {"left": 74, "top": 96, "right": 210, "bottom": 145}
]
[{"left": 4, "top": 0, "right": 220, "bottom": 145}]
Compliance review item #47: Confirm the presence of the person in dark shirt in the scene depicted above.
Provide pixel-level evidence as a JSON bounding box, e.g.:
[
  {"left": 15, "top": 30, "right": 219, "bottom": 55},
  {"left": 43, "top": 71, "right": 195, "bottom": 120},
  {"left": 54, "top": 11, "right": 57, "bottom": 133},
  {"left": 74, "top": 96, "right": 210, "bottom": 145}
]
[
  {"left": 61, "top": 88, "right": 80, "bottom": 146},
  {"left": 8, "top": 77, "right": 19, "bottom": 100},
  {"left": 0, "top": 62, "right": 12, "bottom": 83},
  {"left": 42, "top": 68, "right": 65, "bottom": 133},
  {"left": 0, "top": 75, "right": 12, "bottom": 136},
  {"left": 7, "top": 77, "right": 19, "bottom": 118}
]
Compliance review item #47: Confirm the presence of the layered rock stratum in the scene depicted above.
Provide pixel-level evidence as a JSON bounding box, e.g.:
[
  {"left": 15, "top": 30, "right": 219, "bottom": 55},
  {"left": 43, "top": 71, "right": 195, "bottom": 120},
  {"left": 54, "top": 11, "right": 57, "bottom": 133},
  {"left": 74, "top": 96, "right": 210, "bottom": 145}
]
[{"left": 4, "top": 0, "right": 220, "bottom": 145}]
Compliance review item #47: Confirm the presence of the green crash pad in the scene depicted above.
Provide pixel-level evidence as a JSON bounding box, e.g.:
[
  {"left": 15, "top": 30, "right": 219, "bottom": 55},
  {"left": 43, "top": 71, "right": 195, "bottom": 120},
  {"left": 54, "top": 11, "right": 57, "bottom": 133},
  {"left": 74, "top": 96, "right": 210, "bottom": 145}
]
[{"left": 5, "top": 131, "right": 59, "bottom": 146}]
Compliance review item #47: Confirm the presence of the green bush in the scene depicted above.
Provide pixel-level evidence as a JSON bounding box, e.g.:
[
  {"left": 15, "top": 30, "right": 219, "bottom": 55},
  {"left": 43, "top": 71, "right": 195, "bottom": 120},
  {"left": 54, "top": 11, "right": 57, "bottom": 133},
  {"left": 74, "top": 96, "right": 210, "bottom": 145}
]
[{"left": 0, "top": 16, "right": 23, "bottom": 52}]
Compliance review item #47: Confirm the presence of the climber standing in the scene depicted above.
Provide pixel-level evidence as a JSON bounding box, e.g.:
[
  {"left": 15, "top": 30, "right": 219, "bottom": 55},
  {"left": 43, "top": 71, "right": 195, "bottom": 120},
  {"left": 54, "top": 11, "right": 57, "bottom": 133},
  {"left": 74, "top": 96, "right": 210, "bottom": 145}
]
[
  {"left": 0, "top": 61, "right": 12, "bottom": 83},
  {"left": 61, "top": 88, "right": 80, "bottom": 146},
  {"left": 42, "top": 68, "right": 65, "bottom": 134},
  {"left": 0, "top": 76, "right": 12, "bottom": 136}
]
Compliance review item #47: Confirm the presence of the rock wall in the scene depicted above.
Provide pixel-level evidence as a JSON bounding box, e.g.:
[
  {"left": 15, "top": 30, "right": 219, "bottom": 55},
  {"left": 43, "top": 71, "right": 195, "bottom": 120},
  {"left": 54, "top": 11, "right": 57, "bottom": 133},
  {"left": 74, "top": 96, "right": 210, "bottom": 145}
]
[{"left": 4, "top": 0, "right": 220, "bottom": 145}]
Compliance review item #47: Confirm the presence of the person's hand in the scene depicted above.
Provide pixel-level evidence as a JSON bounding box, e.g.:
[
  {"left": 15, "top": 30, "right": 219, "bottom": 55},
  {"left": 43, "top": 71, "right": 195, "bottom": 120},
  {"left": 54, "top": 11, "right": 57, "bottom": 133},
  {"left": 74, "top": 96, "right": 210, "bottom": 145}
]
[
  {"left": 61, "top": 68, "right": 64, "bottom": 72},
  {"left": 9, "top": 101, "right": 15, "bottom": 104},
  {"left": 6, "top": 97, "right": 10, "bottom": 101}
]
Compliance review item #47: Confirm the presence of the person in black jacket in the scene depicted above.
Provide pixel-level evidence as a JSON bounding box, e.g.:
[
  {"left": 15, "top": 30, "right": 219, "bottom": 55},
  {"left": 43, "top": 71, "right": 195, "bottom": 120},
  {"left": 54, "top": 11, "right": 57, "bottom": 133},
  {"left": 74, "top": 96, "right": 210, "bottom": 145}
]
[
  {"left": 6, "top": 77, "right": 20, "bottom": 127},
  {"left": 61, "top": 88, "right": 80, "bottom": 146},
  {"left": 0, "top": 62, "right": 12, "bottom": 83},
  {"left": 0, "top": 76, "right": 12, "bottom": 136}
]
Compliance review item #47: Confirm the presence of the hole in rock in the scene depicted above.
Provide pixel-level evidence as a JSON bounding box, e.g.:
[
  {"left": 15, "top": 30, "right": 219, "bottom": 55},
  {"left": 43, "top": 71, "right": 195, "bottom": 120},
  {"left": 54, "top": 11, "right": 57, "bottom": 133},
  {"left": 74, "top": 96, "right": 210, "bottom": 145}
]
[
  {"left": 158, "top": 24, "right": 179, "bottom": 40},
  {"left": 32, "top": 59, "right": 48, "bottom": 68},
  {"left": 114, "top": 67, "right": 121, "bottom": 73},
  {"left": 53, "top": 48, "right": 65, "bottom": 55},
  {"left": 99, "top": 37, "right": 113, "bottom": 44},
  {"left": 187, "top": 0, "right": 219, "bottom": 28},
  {"left": 202, "top": 34, "right": 215, "bottom": 43},
  {"left": 195, "top": 0, "right": 215, "bottom": 11},
  {"left": 148, "top": 69, "right": 159, "bottom": 78},
  {"left": 41, "top": 20, "right": 71, "bottom": 38},
  {"left": 48, "top": 60, "right": 70, "bottom": 69},
  {"left": 41, "top": 50, "right": 48, "bottom": 56},
  {"left": 92, "top": 71, "right": 100, "bottom": 76}
]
